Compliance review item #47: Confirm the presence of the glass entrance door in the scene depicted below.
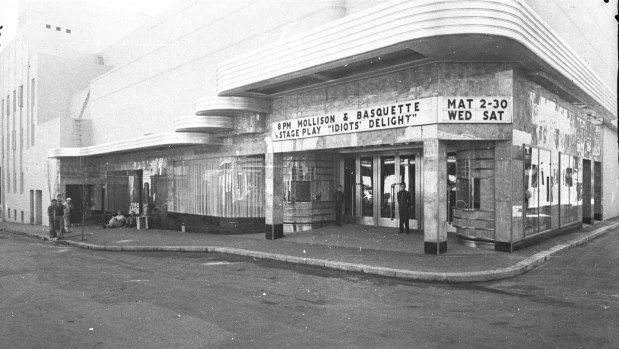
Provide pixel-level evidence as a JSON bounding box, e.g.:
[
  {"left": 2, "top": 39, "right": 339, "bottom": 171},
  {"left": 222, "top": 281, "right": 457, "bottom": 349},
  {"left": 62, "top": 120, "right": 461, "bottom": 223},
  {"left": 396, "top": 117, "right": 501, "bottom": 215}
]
[
  {"left": 378, "top": 155, "right": 397, "bottom": 227},
  {"left": 343, "top": 152, "right": 421, "bottom": 229}
]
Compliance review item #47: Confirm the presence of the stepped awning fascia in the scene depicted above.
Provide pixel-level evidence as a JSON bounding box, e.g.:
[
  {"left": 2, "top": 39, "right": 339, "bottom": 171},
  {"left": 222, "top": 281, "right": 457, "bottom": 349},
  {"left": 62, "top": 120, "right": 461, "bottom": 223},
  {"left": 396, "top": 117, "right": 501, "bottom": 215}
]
[
  {"left": 174, "top": 114, "right": 235, "bottom": 132},
  {"left": 47, "top": 132, "right": 221, "bottom": 158},
  {"left": 195, "top": 96, "right": 271, "bottom": 116}
]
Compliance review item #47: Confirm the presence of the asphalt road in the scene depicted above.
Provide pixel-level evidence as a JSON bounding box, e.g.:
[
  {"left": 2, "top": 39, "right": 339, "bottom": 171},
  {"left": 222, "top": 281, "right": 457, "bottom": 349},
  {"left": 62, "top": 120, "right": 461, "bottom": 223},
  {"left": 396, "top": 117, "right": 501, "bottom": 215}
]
[{"left": 0, "top": 228, "right": 617, "bottom": 348}]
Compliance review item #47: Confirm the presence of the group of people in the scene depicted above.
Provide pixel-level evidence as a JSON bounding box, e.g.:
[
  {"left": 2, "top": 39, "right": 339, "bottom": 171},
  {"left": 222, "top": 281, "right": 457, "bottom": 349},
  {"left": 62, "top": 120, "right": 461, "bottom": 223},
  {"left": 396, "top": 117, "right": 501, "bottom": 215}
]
[
  {"left": 334, "top": 182, "right": 412, "bottom": 234},
  {"left": 47, "top": 194, "right": 73, "bottom": 240},
  {"left": 103, "top": 211, "right": 137, "bottom": 229}
]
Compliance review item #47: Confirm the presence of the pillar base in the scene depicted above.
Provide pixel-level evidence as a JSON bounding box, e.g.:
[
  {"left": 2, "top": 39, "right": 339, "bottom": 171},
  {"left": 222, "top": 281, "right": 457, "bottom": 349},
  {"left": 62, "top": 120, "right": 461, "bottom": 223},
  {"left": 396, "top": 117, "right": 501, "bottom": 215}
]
[
  {"left": 494, "top": 241, "right": 513, "bottom": 252},
  {"left": 265, "top": 224, "right": 284, "bottom": 240},
  {"left": 424, "top": 241, "right": 447, "bottom": 255}
]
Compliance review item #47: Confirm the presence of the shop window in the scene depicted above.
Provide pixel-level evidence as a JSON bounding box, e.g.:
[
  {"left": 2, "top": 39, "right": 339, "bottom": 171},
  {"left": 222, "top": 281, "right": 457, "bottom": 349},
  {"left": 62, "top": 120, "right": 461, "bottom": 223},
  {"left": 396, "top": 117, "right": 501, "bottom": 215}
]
[
  {"left": 172, "top": 156, "right": 265, "bottom": 218},
  {"left": 524, "top": 147, "right": 557, "bottom": 235},
  {"left": 559, "top": 153, "right": 580, "bottom": 227},
  {"left": 538, "top": 149, "right": 553, "bottom": 232},
  {"left": 455, "top": 159, "right": 481, "bottom": 210},
  {"left": 285, "top": 180, "right": 311, "bottom": 203},
  {"left": 524, "top": 146, "right": 539, "bottom": 236}
]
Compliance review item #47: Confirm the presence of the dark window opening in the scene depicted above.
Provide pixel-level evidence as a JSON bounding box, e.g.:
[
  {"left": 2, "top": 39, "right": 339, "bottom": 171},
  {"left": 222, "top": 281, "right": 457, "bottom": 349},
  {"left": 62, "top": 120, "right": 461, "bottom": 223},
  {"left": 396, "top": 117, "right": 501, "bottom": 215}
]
[
  {"left": 18, "top": 85, "right": 23, "bottom": 107},
  {"left": 285, "top": 181, "right": 311, "bottom": 203}
]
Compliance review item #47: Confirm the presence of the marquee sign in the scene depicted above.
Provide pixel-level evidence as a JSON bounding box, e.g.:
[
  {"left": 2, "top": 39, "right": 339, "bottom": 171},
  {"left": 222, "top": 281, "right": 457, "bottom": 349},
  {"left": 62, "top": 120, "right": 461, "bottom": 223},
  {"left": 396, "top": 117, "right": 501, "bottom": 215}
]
[
  {"left": 272, "top": 96, "right": 512, "bottom": 141},
  {"left": 272, "top": 98, "right": 435, "bottom": 141},
  {"left": 439, "top": 97, "right": 512, "bottom": 123}
]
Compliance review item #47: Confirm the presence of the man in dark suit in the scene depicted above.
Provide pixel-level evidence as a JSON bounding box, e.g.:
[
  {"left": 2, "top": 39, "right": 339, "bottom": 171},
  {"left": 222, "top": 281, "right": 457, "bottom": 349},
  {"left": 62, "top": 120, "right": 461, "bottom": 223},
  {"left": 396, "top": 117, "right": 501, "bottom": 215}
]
[
  {"left": 397, "top": 183, "right": 411, "bottom": 234},
  {"left": 48, "top": 199, "right": 57, "bottom": 239},
  {"left": 334, "top": 185, "right": 344, "bottom": 226}
]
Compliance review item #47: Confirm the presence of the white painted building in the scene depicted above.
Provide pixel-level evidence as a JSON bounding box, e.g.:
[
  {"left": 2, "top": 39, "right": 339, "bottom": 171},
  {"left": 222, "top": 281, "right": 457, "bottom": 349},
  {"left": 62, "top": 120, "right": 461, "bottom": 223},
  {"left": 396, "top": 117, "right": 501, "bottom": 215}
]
[{"left": 2, "top": 0, "right": 617, "bottom": 253}]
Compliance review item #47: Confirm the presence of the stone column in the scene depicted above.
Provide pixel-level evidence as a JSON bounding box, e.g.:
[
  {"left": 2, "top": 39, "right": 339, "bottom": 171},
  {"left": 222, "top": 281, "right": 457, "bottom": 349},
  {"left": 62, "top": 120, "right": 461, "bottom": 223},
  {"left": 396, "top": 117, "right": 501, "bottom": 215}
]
[
  {"left": 265, "top": 152, "right": 284, "bottom": 239},
  {"left": 494, "top": 141, "right": 513, "bottom": 252},
  {"left": 423, "top": 139, "right": 447, "bottom": 254},
  {"left": 582, "top": 159, "right": 593, "bottom": 224}
]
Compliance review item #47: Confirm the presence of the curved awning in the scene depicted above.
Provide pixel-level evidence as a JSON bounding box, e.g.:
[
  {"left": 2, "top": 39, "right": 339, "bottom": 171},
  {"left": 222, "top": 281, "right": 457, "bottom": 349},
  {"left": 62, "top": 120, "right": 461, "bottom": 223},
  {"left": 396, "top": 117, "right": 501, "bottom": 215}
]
[
  {"left": 174, "top": 115, "right": 234, "bottom": 132},
  {"left": 194, "top": 96, "right": 271, "bottom": 116},
  {"left": 47, "top": 132, "right": 221, "bottom": 158},
  {"left": 216, "top": 0, "right": 616, "bottom": 120}
]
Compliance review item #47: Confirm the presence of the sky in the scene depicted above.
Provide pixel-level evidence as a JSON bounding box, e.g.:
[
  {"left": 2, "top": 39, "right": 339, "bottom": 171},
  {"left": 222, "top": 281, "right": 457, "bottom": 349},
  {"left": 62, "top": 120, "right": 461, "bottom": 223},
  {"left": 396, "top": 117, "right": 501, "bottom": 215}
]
[{"left": 0, "top": 0, "right": 179, "bottom": 46}]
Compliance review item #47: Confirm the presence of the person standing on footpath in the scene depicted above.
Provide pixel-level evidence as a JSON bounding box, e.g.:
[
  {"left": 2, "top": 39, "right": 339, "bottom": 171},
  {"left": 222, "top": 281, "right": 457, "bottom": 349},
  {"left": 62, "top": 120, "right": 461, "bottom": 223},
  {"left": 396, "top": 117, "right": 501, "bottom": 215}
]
[
  {"left": 47, "top": 199, "right": 57, "bottom": 239},
  {"left": 396, "top": 183, "right": 411, "bottom": 234},
  {"left": 63, "top": 198, "right": 73, "bottom": 233},
  {"left": 53, "top": 199, "right": 66, "bottom": 240},
  {"left": 334, "top": 185, "right": 344, "bottom": 226}
]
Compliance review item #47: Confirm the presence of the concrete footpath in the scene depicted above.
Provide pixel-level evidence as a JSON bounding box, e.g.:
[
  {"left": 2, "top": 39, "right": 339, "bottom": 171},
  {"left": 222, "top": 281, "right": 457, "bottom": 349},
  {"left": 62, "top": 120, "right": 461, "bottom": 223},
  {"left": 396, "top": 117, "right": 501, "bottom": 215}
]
[{"left": 2, "top": 218, "right": 618, "bottom": 283}]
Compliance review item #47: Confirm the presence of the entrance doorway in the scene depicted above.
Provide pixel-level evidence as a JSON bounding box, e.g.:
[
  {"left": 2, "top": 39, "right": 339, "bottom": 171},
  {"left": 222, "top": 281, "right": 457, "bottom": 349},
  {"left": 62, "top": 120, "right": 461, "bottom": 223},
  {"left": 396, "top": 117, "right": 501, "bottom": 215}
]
[
  {"left": 342, "top": 152, "right": 422, "bottom": 228},
  {"left": 66, "top": 184, "right": 94, "bottom": 223}
]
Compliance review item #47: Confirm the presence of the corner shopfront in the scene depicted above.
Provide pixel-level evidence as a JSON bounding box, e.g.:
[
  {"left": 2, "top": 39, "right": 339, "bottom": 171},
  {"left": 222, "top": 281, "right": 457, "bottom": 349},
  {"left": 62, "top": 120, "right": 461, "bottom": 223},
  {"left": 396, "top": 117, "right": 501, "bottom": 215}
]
[
  {"left": 49, "top": 0, "right": 613, "bottom": 255},
  {"left": 260, "top": 59, "right": 604, "bottom": 255},
  {"left": 50, "top": 62, "right": 602, "bottom": 255}
]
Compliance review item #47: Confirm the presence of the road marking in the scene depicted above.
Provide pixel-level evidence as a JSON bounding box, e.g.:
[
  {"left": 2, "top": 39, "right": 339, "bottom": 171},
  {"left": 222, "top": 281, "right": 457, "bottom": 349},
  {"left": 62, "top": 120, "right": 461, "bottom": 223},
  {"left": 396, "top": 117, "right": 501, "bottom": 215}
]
[
  {"left": 116, "top": 240, "right": 134, "bottom": 243},
  {"left": 125, "top": 280, "right": 149, "bottom": 282},
  {"left": 201, "top": 262, "right": 236, "bottom": 266}
]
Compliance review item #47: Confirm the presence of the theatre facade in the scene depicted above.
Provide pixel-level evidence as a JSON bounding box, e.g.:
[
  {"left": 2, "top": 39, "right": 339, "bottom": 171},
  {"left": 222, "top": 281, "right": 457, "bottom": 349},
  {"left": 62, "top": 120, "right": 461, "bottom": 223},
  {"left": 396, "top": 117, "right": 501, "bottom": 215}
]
[{"left": 47, "top": 0, "right": 617, "bottom": 254}]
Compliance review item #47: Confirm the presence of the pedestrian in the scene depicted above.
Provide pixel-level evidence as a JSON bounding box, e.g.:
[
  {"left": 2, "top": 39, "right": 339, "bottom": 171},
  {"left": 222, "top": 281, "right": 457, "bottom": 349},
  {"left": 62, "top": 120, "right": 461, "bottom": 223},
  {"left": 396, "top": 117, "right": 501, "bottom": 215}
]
[
  {"left": 63, "top": 197, "right": 73, "bottom": 233},
  {"left": 48, "top": 199, "right": 57, "bottom": 239},
  {"left": 334, "top": 184, "right": 344, "bottom": 226},
  {"left": 396, "top": 182, "right": 411, "bottom": 234},
  {"left": 53, "top": 199, "right": 66, "bottom": 240},
  {"left": 103, "top": 211, "right": 127, "bottom": 229},
  {"left": 126, "top": 211, "right": 137, "bottom": 228}
]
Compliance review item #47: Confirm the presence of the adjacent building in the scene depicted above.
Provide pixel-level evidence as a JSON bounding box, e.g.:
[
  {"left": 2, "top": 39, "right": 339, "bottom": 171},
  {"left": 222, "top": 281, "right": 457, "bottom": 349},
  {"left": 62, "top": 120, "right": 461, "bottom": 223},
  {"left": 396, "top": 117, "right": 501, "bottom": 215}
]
[{"left": 2, "top": 0, "right": 617, "bottom": 254}]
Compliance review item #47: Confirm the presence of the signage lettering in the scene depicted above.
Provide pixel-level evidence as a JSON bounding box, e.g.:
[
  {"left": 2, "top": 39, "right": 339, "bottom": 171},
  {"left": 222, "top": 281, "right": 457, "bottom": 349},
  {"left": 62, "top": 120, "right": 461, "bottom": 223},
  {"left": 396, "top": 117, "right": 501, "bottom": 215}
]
[
  {"left": 272, "top": 96, "right": 513, "bottom": 141},
  {"left": 272, "top": 98, "right": 433, "bottom": 141},
  {"left": 441, "top": 97, "right": 512, "bottom": 124}
]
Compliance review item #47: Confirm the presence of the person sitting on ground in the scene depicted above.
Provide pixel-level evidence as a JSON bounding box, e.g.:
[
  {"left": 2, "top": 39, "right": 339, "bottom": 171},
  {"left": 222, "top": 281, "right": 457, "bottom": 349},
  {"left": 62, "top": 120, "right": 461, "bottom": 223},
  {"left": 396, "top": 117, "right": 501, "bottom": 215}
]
[
  {"left": 126, "top": 212, "right": 137, "bottom": 228},
  {"left": 103, "top": 211, "right": 126, "bottom": 229}
]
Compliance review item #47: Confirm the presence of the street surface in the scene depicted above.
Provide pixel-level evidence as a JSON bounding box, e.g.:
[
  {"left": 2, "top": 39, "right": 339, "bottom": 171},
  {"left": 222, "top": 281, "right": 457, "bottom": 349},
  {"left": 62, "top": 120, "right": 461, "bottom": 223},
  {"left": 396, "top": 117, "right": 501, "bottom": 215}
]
[{"left": 0, "top": 228, "right": 617, "bottom": 348}]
